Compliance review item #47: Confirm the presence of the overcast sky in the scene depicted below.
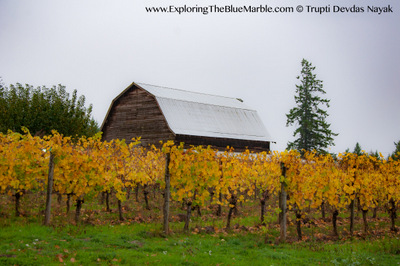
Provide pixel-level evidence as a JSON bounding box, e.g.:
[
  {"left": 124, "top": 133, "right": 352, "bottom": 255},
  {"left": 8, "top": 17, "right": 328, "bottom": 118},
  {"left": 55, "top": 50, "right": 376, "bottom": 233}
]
[{"left": 1, "top": 0, "right": 399, "bottom": 156}]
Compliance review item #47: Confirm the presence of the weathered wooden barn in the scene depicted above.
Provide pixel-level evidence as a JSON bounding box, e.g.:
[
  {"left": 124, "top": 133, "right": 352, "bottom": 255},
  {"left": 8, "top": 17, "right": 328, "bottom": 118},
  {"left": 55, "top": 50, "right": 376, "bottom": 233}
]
[{"left": 101, "top": 82, "right": 272, "bottom": 152}]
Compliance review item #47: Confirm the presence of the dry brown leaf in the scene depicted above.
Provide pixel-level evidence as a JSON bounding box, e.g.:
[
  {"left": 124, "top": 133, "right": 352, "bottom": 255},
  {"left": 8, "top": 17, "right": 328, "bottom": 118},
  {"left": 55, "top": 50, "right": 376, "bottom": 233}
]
[{"left": 56, "top": 254, "right": 63, "bottom": 263}]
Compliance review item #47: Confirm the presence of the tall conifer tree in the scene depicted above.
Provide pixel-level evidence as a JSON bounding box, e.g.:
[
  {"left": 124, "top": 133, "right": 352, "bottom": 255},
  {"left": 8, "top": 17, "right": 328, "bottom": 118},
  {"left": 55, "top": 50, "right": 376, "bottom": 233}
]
[
  {"left": 391, "top": 140, "right": 400, "bottom": 160},
  {"left": 286, "top": 59, "right": 338, "bottom": 155},
  {"left": 353, "top": 142, "right": 362, "bottom": 156}
]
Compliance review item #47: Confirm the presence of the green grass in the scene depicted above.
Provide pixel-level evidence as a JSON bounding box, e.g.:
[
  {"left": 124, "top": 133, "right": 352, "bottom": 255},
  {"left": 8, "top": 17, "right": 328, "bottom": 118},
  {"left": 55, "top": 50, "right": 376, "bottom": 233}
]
[
  {"left": 1, "top": 222, "right": 400, "bottom": 265},
  {"left": 2, "top": 192, "right": 400, "bottom": 265}
]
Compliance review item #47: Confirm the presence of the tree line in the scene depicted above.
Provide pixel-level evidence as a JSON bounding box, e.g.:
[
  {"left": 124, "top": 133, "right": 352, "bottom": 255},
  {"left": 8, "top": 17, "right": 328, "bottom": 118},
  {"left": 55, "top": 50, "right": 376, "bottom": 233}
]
[{"left": 0, "top": 81, "right": 98, "bottom": 137}]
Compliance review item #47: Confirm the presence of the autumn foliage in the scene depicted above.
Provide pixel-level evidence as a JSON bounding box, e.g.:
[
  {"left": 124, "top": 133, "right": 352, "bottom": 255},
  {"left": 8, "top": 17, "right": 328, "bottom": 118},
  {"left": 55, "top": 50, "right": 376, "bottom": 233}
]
[{"left": 1, "top": 130, "right": 400, "bottom": 237}]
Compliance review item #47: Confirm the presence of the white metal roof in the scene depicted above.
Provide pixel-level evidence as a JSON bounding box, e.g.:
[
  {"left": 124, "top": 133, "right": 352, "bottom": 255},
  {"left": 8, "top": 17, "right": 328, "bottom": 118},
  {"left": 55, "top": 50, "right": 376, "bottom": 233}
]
[
  {"left": 138, "top": 83, "right": 250, "bottom": 110},
  {"left": 136, "top": 83, "right": 272, "bottom": 142}
]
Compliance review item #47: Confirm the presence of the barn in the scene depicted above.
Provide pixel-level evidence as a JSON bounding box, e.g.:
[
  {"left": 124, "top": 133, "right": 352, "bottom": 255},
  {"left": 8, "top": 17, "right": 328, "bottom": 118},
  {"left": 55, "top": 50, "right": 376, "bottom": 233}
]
[{"left": 100, "top": 82, "right": 273, "bottom": 152}]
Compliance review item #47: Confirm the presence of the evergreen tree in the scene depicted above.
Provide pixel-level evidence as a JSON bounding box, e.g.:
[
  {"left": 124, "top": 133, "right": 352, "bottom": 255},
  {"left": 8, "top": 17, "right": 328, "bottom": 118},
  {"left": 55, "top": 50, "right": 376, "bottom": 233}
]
[
  {"left": 391, "top": 140, "right": 400, "bottom": 160},
  {"left": 286, "top": 59, "right": 338, "bottom": 155},
  {"left": 0, "top": 83, "right": 98, "bottom": 137},
  {"left": 353, "top": 142, "right": 362, "bottom": 155},
  {"left": 369, "top": 150, "right": 379, "bottom": 158}
]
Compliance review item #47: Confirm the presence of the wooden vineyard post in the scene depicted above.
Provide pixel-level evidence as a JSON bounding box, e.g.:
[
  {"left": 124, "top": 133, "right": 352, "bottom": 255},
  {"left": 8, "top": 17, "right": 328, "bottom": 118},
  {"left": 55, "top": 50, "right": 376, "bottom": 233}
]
[
  {"left": 163, "top": 152, "right": 171, "bottom": 235},
  {"left": 349, "top": 198, "right": 355, "bottom": 236},
  {"left": 280, "top": 162, "right": 287, "bottom": 243},
  {"left": 389, "top": 198, "right": 397, "bottom": 232},
  {"left": 44, "top": 151, "right": 55, "bottom": 226},
  {"left": 75, "top": 198, "right": 84, "bottom": 224}
]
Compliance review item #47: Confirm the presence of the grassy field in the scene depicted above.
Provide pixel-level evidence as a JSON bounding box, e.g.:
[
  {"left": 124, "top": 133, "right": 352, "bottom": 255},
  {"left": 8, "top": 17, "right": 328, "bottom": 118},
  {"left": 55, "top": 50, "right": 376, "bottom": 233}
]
[
  {"left": 1, "top": 221, "right": 400, "bottom": 265},
  {"left": 1, "top": 192, "right": 400, "bottom": 265}
]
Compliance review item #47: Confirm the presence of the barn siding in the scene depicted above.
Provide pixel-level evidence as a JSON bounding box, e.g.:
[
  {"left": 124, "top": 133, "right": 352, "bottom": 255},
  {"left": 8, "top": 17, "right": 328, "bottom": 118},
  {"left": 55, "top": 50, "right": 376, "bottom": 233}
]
[
  {"left": 175, "top": 134, "right": 270, "bottom": 152},
  {"left": 102, "top": 88, "right": 175, "bottom": 146}
]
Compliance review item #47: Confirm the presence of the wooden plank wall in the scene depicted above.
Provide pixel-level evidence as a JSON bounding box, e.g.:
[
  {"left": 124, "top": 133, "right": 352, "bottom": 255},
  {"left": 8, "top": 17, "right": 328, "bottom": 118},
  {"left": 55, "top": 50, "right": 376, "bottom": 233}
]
[
  {"left": 175, "top": 134, "right": 270, "bottom": 152},
  {"left": 102, "top": 88, "right": 175, "bottom": 146}
]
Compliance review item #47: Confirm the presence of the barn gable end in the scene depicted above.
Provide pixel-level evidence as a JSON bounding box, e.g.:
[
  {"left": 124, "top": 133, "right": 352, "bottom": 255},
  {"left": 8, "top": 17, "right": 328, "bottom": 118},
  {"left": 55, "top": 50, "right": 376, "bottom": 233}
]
[
  {"left": 101, "top": 82, "right": 272, "bottom": 152},
  {"left": 101, "top": 85, "right": 175, "bottom": 146}
]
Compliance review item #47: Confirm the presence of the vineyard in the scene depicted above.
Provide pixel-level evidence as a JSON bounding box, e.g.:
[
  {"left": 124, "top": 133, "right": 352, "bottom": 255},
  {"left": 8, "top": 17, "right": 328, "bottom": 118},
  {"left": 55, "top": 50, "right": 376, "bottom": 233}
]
[{"left": 1, "top": 130, "right": 400, "bottom": 242}]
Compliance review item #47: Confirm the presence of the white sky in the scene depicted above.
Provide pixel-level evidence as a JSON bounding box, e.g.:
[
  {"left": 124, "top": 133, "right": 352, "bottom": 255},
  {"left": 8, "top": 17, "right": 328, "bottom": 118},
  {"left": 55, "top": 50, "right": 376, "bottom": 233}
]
[{"left": 1, "top": 0, "right": 399, "bottom": 156}]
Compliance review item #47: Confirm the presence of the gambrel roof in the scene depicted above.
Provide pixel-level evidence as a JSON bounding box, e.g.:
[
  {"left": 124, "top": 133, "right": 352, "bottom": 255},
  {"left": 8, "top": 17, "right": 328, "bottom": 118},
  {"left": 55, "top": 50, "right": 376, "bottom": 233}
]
[{"left": 101, "top": 82, "right": 272, "bottom": 143}]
